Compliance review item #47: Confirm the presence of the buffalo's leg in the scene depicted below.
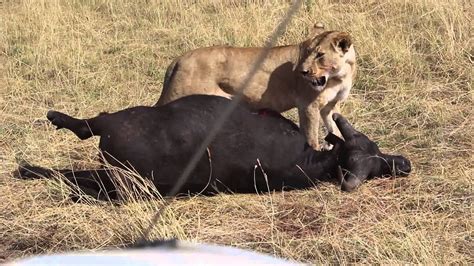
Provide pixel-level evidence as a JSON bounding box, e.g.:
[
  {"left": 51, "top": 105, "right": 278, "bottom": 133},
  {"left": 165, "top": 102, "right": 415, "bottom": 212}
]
[
  {"left": 16, "top": 165, "right": 117, "bottom": 201},
  {"left": 46, "top": 110, "right": 104, "bottom": 140}
]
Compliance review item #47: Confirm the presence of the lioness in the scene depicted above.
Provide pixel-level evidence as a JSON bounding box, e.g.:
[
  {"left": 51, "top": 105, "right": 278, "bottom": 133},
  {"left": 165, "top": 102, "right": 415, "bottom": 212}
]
[{"left": 156, "top": 24, "right": 356, "bottom": 149}]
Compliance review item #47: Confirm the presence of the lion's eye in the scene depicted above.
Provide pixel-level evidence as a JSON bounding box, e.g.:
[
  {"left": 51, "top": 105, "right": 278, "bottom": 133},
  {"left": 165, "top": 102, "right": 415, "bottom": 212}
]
[{"left": 315, "top": 52, "right": 325, "bottom": 59}]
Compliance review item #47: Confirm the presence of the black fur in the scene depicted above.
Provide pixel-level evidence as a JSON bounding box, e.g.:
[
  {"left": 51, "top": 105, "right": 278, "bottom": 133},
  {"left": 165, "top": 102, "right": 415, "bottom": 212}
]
[{"left": 16, "top": 95, "right": 410, "bottom": 200}]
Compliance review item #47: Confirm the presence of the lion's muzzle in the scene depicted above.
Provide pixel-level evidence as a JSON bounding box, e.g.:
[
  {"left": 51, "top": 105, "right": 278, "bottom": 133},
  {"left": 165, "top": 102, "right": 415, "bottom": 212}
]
[{"left": 311, "top": 76, "right": 326, "bottom": 87}]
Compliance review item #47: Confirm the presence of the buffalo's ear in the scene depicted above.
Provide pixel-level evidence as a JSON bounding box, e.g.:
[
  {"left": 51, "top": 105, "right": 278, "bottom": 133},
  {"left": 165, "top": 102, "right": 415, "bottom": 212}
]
[
  {"left": 307, "top": 22, "right": 325, "bottom": 39},
  {"left": 340, "top": 165, "right": 370, "bottom": 192},
  {"left": 341, "top": 175, "right": 362, "bottom": 192},
  {"left": 332, "top": 32, "right": 352, "bottom": 53}
]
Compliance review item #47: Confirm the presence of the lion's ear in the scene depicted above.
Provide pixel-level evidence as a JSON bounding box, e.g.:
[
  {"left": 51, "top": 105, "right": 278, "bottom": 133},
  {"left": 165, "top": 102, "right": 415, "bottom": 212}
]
[
  {"left": 332, "top": 32, "right": 352, "bottom": 53},
  {"left": 307, "top": 22, "right": 325, "bottom": 39}
]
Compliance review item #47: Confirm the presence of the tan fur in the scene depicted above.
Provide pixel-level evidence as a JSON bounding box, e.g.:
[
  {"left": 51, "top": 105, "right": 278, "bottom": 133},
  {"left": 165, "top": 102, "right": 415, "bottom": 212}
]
[{"left": 156, "top": 25, "right": 357, "bottom": 149}]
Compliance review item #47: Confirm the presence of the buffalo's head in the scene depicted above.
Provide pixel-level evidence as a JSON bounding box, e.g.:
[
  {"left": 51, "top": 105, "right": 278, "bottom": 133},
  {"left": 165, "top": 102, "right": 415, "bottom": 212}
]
[{"left": 326, "top": 113, "right": 411, "bottom": 192}]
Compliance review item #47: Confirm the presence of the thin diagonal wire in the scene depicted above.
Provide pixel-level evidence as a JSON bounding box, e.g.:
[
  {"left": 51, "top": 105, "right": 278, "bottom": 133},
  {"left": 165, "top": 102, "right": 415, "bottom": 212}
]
[{"left": 138, "top": 0, "right": 303, "bottom": 244}]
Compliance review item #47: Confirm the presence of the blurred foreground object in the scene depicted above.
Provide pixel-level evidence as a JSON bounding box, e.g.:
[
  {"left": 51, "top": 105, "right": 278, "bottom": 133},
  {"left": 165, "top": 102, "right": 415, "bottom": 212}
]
[{"left": 10, "top": 240, "right": 298, "bottom": 265}]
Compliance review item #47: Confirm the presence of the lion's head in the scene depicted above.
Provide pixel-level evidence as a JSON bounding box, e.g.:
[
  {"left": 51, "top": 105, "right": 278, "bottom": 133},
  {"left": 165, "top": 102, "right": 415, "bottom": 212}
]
[{"left": 294, "top": 24, "right": 356, "bottom": 92}]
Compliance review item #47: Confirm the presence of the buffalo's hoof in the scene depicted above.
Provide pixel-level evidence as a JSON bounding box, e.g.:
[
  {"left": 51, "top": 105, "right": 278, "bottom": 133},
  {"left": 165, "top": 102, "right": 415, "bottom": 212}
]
[
  {"left": 47, "top": 110, "right": 70, "bottom": 130},
  {"left": 14, "top": 165, "right": 44, "bottom": 180}
]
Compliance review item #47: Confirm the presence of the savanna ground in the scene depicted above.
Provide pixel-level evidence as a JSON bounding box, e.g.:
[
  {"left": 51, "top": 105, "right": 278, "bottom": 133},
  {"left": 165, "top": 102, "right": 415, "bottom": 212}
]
[{"left": 0, "top": 0, "right": 472, "bottom": 264}]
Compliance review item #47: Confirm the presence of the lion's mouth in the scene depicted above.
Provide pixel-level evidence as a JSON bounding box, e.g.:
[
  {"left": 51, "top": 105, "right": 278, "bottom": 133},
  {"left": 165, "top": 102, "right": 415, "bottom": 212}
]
[{"left": 311, "top": 76, "right": 326, "bottom": 87}]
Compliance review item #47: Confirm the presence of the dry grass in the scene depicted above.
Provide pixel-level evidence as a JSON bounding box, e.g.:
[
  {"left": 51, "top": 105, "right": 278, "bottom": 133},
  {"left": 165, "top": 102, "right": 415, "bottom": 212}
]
[{"left": 0, "top": 0, "right": 472, "bottom": 263}]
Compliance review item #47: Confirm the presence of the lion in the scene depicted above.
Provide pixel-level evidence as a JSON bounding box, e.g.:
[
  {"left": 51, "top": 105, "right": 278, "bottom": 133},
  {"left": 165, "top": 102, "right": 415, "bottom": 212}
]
[{"left": 155, "top": 24, "right": 357, "bottom": 149}]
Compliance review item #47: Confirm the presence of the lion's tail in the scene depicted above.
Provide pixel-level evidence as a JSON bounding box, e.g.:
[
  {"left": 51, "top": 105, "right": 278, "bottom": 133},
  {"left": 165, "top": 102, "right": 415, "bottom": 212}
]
[{"left": 155, "top": 57, "right": 180, "bottom": 106}]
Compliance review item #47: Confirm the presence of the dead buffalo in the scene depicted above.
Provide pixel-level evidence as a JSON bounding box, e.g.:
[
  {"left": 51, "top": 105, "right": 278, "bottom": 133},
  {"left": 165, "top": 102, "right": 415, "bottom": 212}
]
[{"left": 17, "top": 95, "right": 410, "bottom": 200}]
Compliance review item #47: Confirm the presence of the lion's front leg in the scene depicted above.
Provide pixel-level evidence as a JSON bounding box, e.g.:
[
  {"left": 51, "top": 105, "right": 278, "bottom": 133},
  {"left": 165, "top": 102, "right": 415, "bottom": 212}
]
[
  {"left": 320, "top": 101, "right": 342, "bottom": 137},
  {"left": 319, "top": 101, "right": 343, "bottom": 150},
  {"left": 298, "top": 103, "right": 321, "bottom": 150}
]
